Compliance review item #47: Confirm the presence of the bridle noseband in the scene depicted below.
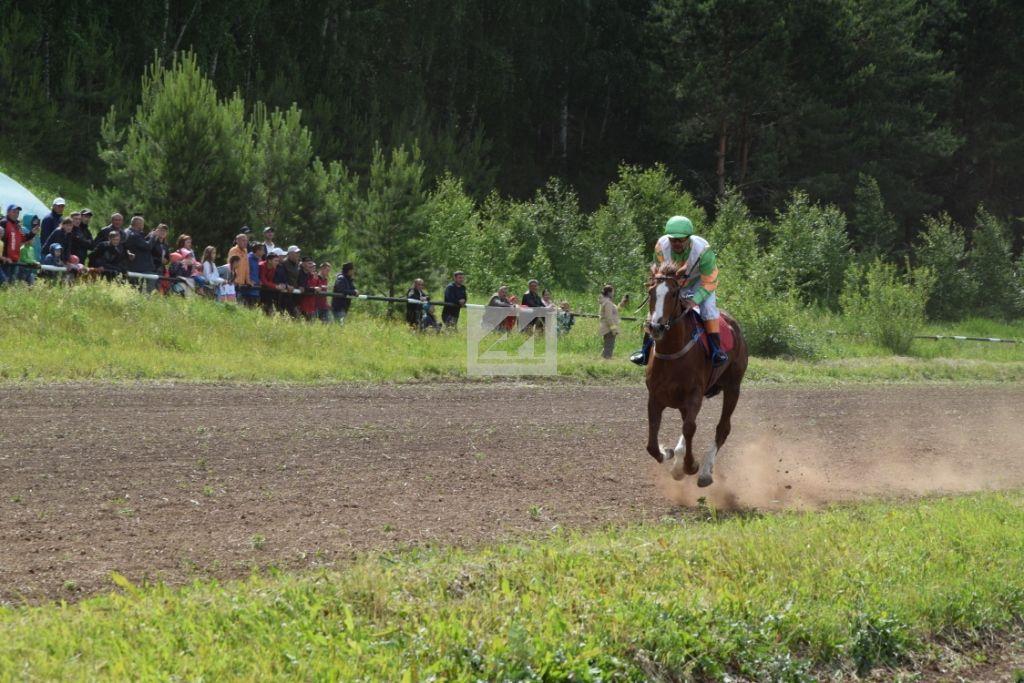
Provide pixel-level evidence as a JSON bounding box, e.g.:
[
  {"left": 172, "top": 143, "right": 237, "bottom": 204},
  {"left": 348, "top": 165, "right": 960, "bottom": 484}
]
[{"left": 646, "top": 274, "right": 690, "bottom": 335}]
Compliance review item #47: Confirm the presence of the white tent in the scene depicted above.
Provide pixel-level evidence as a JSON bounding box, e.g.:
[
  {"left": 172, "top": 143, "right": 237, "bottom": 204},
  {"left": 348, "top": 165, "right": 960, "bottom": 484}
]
[
  {"left": 0, "top": 171, "right": 50, "bottom": 260},
  {"left": 0, "top": 171, "right": 49, "bottom": 218}
]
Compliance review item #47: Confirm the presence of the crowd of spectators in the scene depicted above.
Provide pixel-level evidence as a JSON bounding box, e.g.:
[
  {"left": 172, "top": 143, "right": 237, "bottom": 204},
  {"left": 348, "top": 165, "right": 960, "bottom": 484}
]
[{"left": 2, "top": 197, "right": 601, "bottom": 342}]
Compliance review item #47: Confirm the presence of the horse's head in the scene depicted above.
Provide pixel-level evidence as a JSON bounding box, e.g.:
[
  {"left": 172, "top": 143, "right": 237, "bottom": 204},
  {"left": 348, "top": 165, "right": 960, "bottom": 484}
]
[{"left": 645, "top": 262, "right": 685, "bottom": 341}]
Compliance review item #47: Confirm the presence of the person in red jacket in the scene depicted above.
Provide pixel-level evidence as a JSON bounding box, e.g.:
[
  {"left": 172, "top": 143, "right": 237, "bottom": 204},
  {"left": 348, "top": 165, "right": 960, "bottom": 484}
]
[
  {"left": 2, "top": 205, "right": 41, "bottom": 286},
  {"left": 1, "top": 204, "right": 39, "bottom": 284},
  {"left": 259, "top": 249, "right": 284, "bottom": 315}
]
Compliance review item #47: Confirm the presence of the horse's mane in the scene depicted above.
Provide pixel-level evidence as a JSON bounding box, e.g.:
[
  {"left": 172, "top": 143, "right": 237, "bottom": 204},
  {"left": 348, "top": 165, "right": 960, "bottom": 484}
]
[{"left": 647, "top": 261, "right": 683, "bottom": 285}]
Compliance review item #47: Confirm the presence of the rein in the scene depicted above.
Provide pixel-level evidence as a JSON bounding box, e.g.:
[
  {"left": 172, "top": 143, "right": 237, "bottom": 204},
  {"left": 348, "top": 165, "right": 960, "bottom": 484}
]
[{"left": 648, "top": 274, "right": 701, "bottom": 361}]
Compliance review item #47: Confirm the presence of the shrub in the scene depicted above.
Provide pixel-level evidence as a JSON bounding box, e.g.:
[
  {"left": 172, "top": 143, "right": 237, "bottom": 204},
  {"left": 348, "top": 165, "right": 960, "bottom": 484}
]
[
  {"left": 913, "top": 213, "right": 974, "bottom": 320},
  {"left": 768, "top": 191, "right": 851, "bottom": 308},
  {"left": 723, "top": 264, "right": 822, "bottom": 359},
  {"left": 966, "top": 207, "right": 1020, "bottom": 319},
  {"left": 840, "top": 259, "right": 934, "bottom": 354}
]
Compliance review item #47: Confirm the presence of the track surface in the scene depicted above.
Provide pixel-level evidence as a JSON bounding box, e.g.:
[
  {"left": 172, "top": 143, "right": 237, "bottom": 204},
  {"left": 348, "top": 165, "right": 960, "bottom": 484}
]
[{"left": 1, "top": 382, "right": 1022, "bottom": 603}]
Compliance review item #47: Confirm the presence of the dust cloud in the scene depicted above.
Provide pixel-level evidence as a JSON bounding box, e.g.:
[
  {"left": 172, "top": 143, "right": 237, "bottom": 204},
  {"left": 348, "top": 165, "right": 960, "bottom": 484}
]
[{"left": 651, "top": 393, "right": 1024, "bottom": 511}]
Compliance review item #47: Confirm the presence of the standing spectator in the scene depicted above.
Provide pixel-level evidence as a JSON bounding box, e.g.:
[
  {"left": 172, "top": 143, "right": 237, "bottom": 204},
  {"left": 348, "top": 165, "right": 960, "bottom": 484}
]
[
  {"left": 2, "top": 204, "right": 38, "bottom": 283},
  {"left": 331, "top": 261, "right": 358, "bottom": 323},
  {"left": 43, "top": 217, "right": 75, "bottom": 257},
  {"left": 315, "top": 262, "right": 332, "bottom": 322},
  {"left": 201, "top": 245, "right": 226, "bottom": 293},
  {"left": 260, "top": 249, "right": 284, "bottom": 314},
  {"left": 297, "top": 256, "right": 321, "bottom": 320},
  {"left": 521, "top": 278, "right": 547, "bottom": 332},
  {"left": 275, "top": 245, "right": 303, "bottom": 316},
  {"left": 442, "top": 270, "right": 467, "bottom": 329},
  {"left": 598, "top": 284, "right": 626, "bottom": 360},
  {"left": 405, "top": 278, "right": 428, "bottom": 327},
  {"left": 542, "top": 288, "right": 555, "bottom": 308},
  {"left": 39, "top": 197, "right": 66, "bottom": 246},
  {"left": 485, "top": 285, "right": 515, "bottom": 332},
  {"left": 227, "top": 233, "right": 250, "bottom": 298},
  {"left": 94, "top": 213, "right": 124, "bottom": 246},
  {"left": 125, "top": 215, "right": 158, "bottom": 289},
  {"left": 242, "top": 243, "right": 265, "bottom": 307},
  {"left": 70, "top": 209, "right": 94, "bottom": 264},
  {"left": 90, "top": 229, "right": 130, "bottom": 277},
  {"left": 149, "top": 223, "right": 170, "bottom": 271},
  {"left": 218, "top": 255, "right": 239, "bottom": 302},
  {"left": 176, "top": 234, "right": 193, "bottom": 251},
  {"left": 261, "top": 226, "right": 276, "bottom": 253}
]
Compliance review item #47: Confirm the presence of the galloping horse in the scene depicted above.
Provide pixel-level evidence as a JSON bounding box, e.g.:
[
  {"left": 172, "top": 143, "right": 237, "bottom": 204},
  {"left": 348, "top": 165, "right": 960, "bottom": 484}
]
[{"left": 644, "top": 262, "right": 748, "bottom": 487}]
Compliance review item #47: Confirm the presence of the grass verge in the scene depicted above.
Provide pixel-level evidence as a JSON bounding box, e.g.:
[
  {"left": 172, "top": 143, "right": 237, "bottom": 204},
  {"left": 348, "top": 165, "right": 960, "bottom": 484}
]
[
  {"left": 1, "top": 493, "right": 1023, "bottom": 680},
  {"left": 0, "top": 280, "right": 1021, "bottom": 383}
]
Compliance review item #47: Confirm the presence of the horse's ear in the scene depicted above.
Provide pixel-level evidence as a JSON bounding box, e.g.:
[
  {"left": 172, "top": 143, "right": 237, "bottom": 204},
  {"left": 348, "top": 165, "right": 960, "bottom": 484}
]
[{"left": 649, "top": 263, "right": 658, "bottom": 276}]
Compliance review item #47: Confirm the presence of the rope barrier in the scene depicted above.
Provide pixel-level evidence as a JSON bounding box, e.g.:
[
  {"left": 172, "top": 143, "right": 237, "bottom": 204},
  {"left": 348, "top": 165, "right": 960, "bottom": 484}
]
[
  {"left": 7, "top": 261, "right": 643, "bottom": 321},
  {"left": 913, "top": 335, "right": 1020, "bottom": 344}
]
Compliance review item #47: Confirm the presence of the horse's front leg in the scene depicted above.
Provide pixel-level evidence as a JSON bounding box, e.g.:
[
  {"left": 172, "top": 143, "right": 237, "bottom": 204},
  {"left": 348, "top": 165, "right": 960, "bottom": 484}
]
[
  {"left": 672, "top": 393, "right": 702, "bottom": 480},
  {"left": 646, "top": 395, "right": 668, "bottom": 462}
]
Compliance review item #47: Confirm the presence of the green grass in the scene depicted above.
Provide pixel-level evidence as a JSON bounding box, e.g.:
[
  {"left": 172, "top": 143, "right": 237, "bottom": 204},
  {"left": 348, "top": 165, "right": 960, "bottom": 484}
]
[
  {"left": 2, "top": 493, "right": 1023, "bottom": 680},
  {"left": 0, "top": 280, "right": 1021, "bottom": 383}
]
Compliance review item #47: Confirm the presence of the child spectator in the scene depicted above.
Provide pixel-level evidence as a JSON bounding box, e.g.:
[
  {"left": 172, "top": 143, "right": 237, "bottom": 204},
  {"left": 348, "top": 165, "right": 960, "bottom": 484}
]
[
  {"left": 176, "top": 234, "right": 193, "bottom": 251},
  {"left": 315, "top": 263, "right": 332, "bottom": 322},
  {"left": 201, "top": 246, "right": 225, "bottom": 294},
  {"left": 42, "top": 217, "right": 74, "bottom": 259},
  {"left": 18, "top": 236, "right": 38, "bottom": 285},
  {"left": 557, "top": 301, "right": 576, "bottom": 335},
  {"left": 420, "top": 303, "right": 442, "bottom": 333}
]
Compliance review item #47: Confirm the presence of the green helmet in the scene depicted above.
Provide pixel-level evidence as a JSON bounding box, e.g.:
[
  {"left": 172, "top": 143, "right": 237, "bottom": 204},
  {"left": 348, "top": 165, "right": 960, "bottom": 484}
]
[{"left": 665, "top": 215, "right": 694, "bottom": 238}]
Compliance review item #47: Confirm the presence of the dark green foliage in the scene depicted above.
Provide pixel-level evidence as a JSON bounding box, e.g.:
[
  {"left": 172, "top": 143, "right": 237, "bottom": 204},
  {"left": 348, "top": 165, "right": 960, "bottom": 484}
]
[
  {"left": 99, "top": 53, "right": 344, "bottom": 252},
  {"left": 851, "top": 175, "right": 901, "bottom": 260},
  {"left": 914, "top": 213, "right": 975, "bottom": 320},
  {"left": 967, "top": 208, "right": 1020, "bottom": 319},
  {"left": 346, "top": 144, "right": 429, "bottom": 297},
  {"left": 768, "top": 192, "right": 851, "bottom": 308}
]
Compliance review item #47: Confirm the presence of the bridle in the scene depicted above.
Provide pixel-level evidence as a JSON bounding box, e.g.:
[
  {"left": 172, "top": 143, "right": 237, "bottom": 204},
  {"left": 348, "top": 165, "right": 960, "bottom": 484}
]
[
  {"left": 646, "top": 273, "right": 701, "bottom": 361},
  {"left": 646, "top": 274, "right": 690, "bottom": 336}
]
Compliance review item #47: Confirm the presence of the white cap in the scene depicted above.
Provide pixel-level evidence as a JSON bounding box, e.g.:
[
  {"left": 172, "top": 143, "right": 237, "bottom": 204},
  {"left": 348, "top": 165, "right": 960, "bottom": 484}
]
[
  {"left": 271, "top": 247, "right": 287, "bottom": 257},
  {"left": 53, "top": 197, "right": 66, "bottom": 206},
  {"left": 286, "top": 245, "right": 301, "bottom": 254}
]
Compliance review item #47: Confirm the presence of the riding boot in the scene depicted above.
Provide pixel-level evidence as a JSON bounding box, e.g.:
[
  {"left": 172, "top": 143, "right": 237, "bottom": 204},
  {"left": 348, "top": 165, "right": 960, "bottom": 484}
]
[
  {"left": 708, "top": 332, "right": 728, "bottom": 367},
  {"left": 630, "top": 333, "right": 653, "bottom": 366}
]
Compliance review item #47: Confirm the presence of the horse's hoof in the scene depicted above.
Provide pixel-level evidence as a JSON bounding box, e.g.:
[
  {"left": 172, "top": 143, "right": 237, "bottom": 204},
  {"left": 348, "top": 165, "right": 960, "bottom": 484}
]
[
  {"left": 661, "top": 447, "right": 675, "bottom": 461},
  {"left": 648, "top": 448, "right": 664, "bottom": 464},
  {"left": 684, "top": 461, "right": 699, "bottom": 475},
  {"left": 671, "top": 465, "right": 687, "bottom": 481},
  {"left": 697, "top": 474, "right": 713, "bottom": 488}
]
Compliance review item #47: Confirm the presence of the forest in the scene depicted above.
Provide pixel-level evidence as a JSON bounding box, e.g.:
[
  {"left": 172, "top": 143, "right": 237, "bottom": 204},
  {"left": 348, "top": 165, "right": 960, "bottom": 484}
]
[{"left": 1, "top": 0, "right": 1022, "bottom": 237}]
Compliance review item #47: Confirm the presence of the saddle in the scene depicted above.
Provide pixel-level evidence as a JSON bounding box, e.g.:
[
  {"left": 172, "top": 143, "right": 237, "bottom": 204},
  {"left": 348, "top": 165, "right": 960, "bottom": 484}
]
[{"left": 689, "top": 311, "right": 736, "bottom": 398}]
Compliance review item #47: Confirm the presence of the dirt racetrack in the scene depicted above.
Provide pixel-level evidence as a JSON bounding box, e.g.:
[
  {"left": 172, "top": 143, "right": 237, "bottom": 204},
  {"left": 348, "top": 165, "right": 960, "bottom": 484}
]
[{"left": 1, "top": 382, "right": 1022, "bottom": 603}]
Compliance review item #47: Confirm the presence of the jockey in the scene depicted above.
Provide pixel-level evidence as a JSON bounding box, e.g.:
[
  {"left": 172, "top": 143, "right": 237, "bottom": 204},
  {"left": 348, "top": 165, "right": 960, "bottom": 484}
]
[{"left": 630, "top": 215, "right": 728, "bottom": 367}]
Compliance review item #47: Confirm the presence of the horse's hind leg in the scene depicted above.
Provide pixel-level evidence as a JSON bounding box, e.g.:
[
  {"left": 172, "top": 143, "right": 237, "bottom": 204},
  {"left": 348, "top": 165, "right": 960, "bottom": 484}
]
[{"left": 698, "top": 386, "right": 740, "bottom": 487}]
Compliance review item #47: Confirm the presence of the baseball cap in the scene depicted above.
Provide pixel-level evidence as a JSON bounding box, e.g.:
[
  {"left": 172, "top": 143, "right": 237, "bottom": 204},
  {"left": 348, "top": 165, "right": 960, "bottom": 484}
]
[
  {"left": 80, "top": 208, "right": 93, "bottom": 216},
  {"left": 287, "top": 245, "right": 300, "bottom": 254},
  {"left": 53, "top": 197, "right": 66, "bottom": 206},
  {"left": 271, "top": 247, "right": 287, "bottom": 257},
  {"left": 50, "top": 243, "right": 63, "bottom": 251},
  {"left": 263, "top": 226, "right": 274, "bottom": 233},
  {"left": 177, "top": 248, "right": 193, "bottom": 258},
  {"left": 6, "top": 204, "right": 21, "bottom": 212},
  {"left": 240, "top": 225, "right": 253, "bottom": 234}
]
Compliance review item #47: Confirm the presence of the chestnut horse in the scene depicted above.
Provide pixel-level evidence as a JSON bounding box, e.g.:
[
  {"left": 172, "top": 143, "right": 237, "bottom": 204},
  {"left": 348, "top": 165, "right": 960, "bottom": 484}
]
[{"left": 644, "top": 262, "right": 748, "bottom": 487}]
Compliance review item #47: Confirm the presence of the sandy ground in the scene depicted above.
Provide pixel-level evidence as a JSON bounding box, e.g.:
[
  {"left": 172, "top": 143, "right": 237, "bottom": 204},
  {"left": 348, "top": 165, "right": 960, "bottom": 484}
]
[{"left": 1, "top": 382, "right": 1022, "bottom": 604}]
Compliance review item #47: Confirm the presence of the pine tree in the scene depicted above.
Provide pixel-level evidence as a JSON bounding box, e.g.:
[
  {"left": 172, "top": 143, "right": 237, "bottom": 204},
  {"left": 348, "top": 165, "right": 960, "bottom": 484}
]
[
  {"left": 967, "top": 207, "right": 1019, "bottom": 318},
  {"left": 913, "top": 213, "right": 973, "bottom": 320}
]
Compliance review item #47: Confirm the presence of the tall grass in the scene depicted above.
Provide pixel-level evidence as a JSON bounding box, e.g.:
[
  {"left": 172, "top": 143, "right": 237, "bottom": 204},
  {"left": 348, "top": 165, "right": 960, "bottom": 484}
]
[
  {"left": 0, "top": 280, "right": 1021, "bottom": 383},
  {"left": 2, "top": 494, "right": 1023, "bottom": 680}
]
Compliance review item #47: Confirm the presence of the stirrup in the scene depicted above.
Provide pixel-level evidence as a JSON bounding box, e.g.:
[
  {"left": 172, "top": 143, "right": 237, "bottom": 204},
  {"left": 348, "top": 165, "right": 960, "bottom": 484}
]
[
  {"left": 712, "top": 350, "right": 728, "bottom": 367},
  {"left": 630, "top": 350, "right": 647, "bottom": 366}
]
